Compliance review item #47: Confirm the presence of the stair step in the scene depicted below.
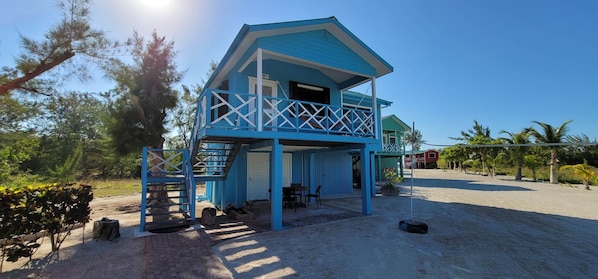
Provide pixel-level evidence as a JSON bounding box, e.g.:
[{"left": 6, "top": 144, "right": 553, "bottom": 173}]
[
  {"left": 145, "top": 219, "right": 190, "bottom": 231},
  {"left": 146, "top": 209, "right": 189, "bottom": 216},
  {"left": 146, "top": 195, "right": 187, "bottom": 201},
  {"left": 147, "top": 188, "right": 187, "bottom": 193},
  {"left": 147, "top": 182, "right": 185, "bottom": 186},
  {"left": 146, "top": 202, "right": 189, "bottom": 209}
]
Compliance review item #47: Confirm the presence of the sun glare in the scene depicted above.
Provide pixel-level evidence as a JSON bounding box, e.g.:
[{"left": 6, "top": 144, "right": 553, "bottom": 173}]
[{"left": 139, "top": 0, "right": 170, "bottom": 9}]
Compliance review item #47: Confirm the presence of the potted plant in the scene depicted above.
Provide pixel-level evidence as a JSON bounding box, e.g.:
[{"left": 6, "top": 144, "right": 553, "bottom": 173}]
[{"left": 382, "top": 168, "right": 402, "bottom": 196}]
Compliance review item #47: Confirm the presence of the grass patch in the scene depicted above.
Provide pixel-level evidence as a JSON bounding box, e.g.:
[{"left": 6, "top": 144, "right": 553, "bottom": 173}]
[{"left": 80, "top": 178, "right": 142, "bottom": 198}]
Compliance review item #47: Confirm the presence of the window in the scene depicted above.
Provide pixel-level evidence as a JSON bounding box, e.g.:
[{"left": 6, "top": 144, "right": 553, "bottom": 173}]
[
  {"left": 289, "top": 81, "right": 330, "bottom": 105},
  {"left": 289, "top": 81, "right": 330, "bottom": 117},
  {"left": 428, "top": 153, "right": 436, "bottom": 158}
]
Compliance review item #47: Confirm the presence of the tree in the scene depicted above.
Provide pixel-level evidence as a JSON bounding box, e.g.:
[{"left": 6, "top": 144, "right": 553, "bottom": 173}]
[
  {"left": 0, "top": 0, "right": 116, "bottom": 96},
  {"left": 105, "top": 30, "right": 183, "bottom": 154},
  {"left": 560, "top": 134, "right": 598, "bottom": 167},
  {"left": 524, "top": 154, "right": 543, "bottom": 182},
  {"left": 560, "top": 160, "right": 597, "bottom": 190},
  {"left": 105, "top": 31, "right": 183, "bottom": 220},
  {"left": 486, "top": 139, "right": 506, "bottom": 177},
  {"left": 499, "top": 129, "right": 532, "bottom": 180},
  {"left": 48, "top": 142, "right": 83, "bottom": 185},
  {"left": 526, "top": 120, "right": 573, "bottom": 184},
  {"left": 440, "top": 145, "right": 469, "bottom": 171},
  {"left": 166, "top": 61, "right": 217, "bottom": 149},
  {"left": 452, "top": 120, "right": 493, "bottom": 174},
  {"left": 404, "top": 129, "right": 426, "bottom": 151}
]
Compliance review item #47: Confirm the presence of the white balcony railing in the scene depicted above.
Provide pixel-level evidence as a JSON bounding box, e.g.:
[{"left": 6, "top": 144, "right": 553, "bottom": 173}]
[
  {"left": 382, "top": 143, "right": 402, "bottom": 153},
  {"left": 194, "top": 89, "right": 375, "bottom": 138}
]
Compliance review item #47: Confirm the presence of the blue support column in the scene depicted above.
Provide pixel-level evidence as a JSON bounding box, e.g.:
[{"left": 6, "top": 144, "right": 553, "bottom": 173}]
[
  {"left": 308, "top": 153, "right": 316, "bottom": 190},
  {"left": 270, "top": 139, "right": 283, "bottom": 231},
  {"left": 219, "top": 181, "right": 225, "bottom": 210},
  {"left": 140, "top": 147, "right": 148, "bottom": 232},
  {"left": 360, "top": 145, "right": 373, "bottom": 215},
  {"left": 370, "top": 151, "right": 376, "bottom": 197}
]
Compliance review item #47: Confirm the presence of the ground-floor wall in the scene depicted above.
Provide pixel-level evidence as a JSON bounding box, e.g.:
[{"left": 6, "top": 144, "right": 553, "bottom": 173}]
[
  {"left": 374, "top": 156, "right": 400, "bottom": 181},
  {"left": 206, "top": 148, "right": 354, "bottom": 208}
]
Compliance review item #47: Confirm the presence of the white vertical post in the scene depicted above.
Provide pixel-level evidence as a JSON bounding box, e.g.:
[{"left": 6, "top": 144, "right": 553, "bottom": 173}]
[
  {"left": 371, "top": 77, "right": 378, "bottom": 139},
  {"left": 257, "top": 48, "right": 263, "bottom": 132}
]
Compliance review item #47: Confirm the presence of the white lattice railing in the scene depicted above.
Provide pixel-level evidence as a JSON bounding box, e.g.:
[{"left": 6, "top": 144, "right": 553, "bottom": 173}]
[
  {"left": 194, "top": 89, "right": 376, "bottom": 137},
  {"left": 145, "top": 149, "right": 185, "bottom": 175},
  {"left": 382, "top": 143, "right": 402, "bottom": 153}
]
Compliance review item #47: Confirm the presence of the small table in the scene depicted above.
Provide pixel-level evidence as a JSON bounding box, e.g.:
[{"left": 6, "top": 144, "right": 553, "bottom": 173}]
[{"left": 291, "top": 186, "right": 309, "bottom": 206}]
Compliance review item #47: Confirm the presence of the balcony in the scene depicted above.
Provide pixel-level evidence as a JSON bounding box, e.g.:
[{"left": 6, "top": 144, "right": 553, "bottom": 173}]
[
  {"left": 381, "top": 143, "right": 403, "bottom": 154},
  {"left": 192, "top": 89, "right": 376, "bottom": 143}
]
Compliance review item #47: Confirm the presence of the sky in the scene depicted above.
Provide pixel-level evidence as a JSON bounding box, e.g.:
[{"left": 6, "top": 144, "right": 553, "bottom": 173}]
[{"left": 1, "top": 0, "right": 597, "bottom": 147}]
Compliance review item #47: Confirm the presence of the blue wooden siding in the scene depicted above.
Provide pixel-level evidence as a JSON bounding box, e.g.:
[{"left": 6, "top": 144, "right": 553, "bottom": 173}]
[
  {"left": 259, "top": 30, "right": 376, "bottom": 77},
  {"left": 241, "top": 59, "right": 342, "bottom": 105},
  {"left": 291, "top": 153, "right": 304, "bottom": 183},
  {"left": 313, "top": 151, "right": 353, "bottom": 195}
]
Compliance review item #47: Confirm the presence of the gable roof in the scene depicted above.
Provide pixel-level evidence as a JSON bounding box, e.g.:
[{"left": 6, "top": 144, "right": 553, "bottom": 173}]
[
  {"left": 205, "top": 17, "right": 393, "bottom": 91},
  {"left": 381, "top": 114, "right": 411, "bottom": 132}
]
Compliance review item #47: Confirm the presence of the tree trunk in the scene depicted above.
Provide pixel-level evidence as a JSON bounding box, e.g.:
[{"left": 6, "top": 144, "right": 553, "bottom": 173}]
[
  {"left": 515, "top": 165, "right": 522, "bottom": 181},
  {"left": 92, "top": 218, "right": 121, "bottom": 240},
  {"left": 148, "top": 149, "right": 171, "bottom": 222},
  {"left": 0, "top": 51, "right": 75, "bottom": 96},
  {"left": 550, "top": 149, "right": 558, "bottom": 184}
]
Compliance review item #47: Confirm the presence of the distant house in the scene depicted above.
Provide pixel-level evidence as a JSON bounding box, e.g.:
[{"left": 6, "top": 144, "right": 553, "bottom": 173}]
[
  {"left": 404, "top": 149, "right": 439, "bottom": 169},
  {"left": 373, "top": 115, "right": 410, "bottom": 181},
  {"left": 139, "top": 17, "right": 394, "bottom": 232}
]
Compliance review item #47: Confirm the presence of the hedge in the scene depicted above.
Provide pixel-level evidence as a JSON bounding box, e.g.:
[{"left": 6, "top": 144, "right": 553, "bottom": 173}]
[{"left": 0, "top": 183, "right": 92, "bottom": 271}]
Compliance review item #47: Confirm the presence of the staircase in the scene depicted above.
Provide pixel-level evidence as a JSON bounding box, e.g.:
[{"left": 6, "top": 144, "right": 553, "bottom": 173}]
[
  {"left": 139, "top": 141, "right": 241, "bottom": 232},
  {"left": 191, "top": 140, "right": 241, "bottom": 182},
  {"left": 140, "top": 148, "right": 195, "bottom": 232}
]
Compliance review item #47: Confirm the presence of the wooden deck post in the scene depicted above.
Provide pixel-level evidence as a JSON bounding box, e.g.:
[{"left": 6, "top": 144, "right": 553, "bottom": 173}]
[
  {"left": 360, "top": 145, "right": 373, "bottom": 215},
  {"left": 270, "top": 139, "right": 283, "bottom": 231}
]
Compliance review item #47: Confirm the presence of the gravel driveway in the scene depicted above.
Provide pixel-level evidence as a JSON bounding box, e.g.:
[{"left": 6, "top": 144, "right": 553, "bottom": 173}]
[{"left": 212, "top": 169, "right": 598, "bottom": 278}]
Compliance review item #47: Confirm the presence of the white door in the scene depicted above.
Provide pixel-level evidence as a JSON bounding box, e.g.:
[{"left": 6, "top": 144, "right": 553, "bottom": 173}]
[
  {"left": 247, "top": 152, "right": 291, "bottom": 201},
  {"left": 249, "top": 77, "right": 278, "bottom": 128}
]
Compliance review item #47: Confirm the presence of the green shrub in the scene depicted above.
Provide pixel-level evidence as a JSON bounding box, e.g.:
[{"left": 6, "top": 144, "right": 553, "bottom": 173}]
[{"left": 0, "top": 183, "right": 92, "bottom": 271}]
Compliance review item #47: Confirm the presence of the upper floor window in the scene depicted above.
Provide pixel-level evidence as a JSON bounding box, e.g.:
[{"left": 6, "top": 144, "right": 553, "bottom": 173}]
[
  {"left": 428, "top": 153, "right": 436, "bottom": 158},
  {"left": 289, "top": 81, "right": 330, "bottom": 105}
]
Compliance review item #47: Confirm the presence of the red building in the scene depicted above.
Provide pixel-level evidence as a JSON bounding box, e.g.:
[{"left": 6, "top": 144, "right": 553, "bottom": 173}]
[{"left": 404, "top": 150, "right": 439, "bottom": 169}]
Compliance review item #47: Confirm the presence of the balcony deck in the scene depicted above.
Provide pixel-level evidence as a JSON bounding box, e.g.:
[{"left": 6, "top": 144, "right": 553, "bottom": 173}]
[{"left": 191, "top": 89, "right": 379, "bottom": 147}]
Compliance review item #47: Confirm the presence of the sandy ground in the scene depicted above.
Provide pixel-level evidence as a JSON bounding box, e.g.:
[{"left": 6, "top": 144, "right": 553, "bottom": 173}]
[
  {"left": 3, "top": 169, "right": 598, "bottom": 278},
  {"left": 212, "top": 169, "right": 598, "bottom": 278}
]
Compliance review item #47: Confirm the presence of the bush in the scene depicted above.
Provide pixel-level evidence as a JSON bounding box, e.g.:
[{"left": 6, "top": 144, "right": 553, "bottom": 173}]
[{"left": 0, "top": 183, "right": 92, "bottom": 271}]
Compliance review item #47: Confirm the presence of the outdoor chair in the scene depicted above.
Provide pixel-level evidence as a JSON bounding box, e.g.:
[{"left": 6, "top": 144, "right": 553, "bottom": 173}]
[
  {"left": 283, "top": 187, "right": 298, "bottom": 212},
  {"left": 305, "top": 185, "right": 322, "bottom": 208}
]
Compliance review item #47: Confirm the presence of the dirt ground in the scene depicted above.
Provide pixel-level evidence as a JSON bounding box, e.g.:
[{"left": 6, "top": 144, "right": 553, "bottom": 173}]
[{"left": 3, "top": 169, "right": 598, "bottom": 278}]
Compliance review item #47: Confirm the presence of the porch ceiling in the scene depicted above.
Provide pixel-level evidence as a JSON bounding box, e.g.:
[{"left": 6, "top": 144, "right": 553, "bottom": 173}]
[
  {"left": 239, "top": 50, "right": 361, "bottom": 88},
  {"left": 200, "top": 136, "right": 360, "bottom": 152}
]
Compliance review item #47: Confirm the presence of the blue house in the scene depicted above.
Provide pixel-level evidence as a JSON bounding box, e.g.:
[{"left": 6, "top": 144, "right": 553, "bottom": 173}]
[{"left": 140, "top": 17, "right": 393, "bottom": 232}]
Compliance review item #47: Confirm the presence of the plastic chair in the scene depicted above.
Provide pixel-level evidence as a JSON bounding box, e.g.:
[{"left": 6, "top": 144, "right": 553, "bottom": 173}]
[{"left": 305, "top": 185, "right": 322, "bottom": 208}]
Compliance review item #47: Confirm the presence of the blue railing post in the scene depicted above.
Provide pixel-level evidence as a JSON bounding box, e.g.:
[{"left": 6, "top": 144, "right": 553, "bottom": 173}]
[
  {"left": 140, "top": 146, "right": 149, "bottom": 232},
  {"left": 183, "top": 149, "right": 196, "bottom": 222}
]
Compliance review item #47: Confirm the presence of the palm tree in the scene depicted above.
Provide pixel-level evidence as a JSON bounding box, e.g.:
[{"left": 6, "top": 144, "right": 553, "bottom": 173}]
[
  {"left": 404, "top": 129, "right": 426, "bottom": 151},
  {"left": 560, "top": 160, "right": 597, "bottom": 190},
  {"left": 524, "top": 154, "right": 543, "bottom": 182},
  {"left": 526, "top": 120, "right": 573, "bottom": 184},
  {"left": 499, "top": 130, "right": 531, "bottom": 180},
  {"left": 452, "top": 120, "right": 493, "bottom": 174}
]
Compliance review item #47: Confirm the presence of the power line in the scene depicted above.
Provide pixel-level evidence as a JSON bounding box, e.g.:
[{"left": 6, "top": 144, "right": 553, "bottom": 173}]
[{"left": 423, "top": 142, "right": 598, "bottom": 148}]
